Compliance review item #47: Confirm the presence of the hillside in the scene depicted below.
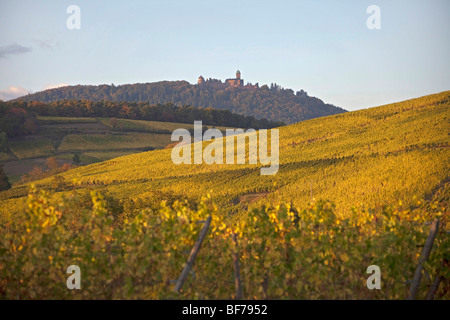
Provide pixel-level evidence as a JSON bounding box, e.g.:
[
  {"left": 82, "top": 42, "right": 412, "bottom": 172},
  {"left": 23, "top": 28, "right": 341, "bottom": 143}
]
[
  {"left": 0, "top": 115, "right": 240, "bottom": 184},
  {"left": 1, "top": 91, "right": 448, "bottom": 300},
  {"left": 14, "top": 80, "right": 346, "bottom": 124},
  {"left": 2, "top": 91, "right": 448, "bottom": 216},
  {"left": 1, "top": 99, "right": 281, "bottom": 183}
]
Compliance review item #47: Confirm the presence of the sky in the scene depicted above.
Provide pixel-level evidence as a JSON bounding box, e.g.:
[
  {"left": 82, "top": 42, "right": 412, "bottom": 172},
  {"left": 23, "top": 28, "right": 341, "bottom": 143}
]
[{"left": 0, "top": 0, "right": 449, "bottom": 111}]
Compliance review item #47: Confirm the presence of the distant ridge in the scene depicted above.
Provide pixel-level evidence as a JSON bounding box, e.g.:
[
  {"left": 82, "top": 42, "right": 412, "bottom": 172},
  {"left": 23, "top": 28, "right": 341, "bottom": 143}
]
[{"left": 15, "top": 78, "right": 346, "bottom": 124}]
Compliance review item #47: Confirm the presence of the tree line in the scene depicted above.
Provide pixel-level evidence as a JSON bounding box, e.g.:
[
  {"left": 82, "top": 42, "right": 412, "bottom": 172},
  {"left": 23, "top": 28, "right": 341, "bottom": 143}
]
[
  {"left": 0, "top": 99, "right": 283, "bottom": 139},
  {"left": 0, "top": 101, "right": 38, "bottom": 139},
  {"left": 14, "top": 80, "right": 346, "bottom": 124}
]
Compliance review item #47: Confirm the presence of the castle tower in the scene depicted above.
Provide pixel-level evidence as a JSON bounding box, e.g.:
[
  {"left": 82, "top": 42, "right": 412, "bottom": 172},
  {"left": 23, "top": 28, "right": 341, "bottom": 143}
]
[
  {"left": 198, "top": 75, "right": 205, "bottom": 85},
  {"left": 225, "top": 70, "right": 244, "bottom": 88}
]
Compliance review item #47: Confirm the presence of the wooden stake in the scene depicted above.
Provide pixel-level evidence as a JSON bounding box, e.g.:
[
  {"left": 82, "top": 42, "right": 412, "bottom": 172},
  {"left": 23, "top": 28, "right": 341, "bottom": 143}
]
[
  {"left": 407, "top": 219, "right": 439, "bottom": 300},
  {"left": 174, "top": 216, "right": 212, "bottom": 294},
  {"left": 232, "top": 233, "right": 243, "bottom": 300},
  {"left": 426, "top": 259, "right": 445, "bottom": 300}
]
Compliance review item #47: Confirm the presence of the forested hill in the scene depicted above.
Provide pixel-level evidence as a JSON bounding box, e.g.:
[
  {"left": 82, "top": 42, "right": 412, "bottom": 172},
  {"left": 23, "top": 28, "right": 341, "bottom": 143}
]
[{"left": 15, "top": 80, "right": 346, "bottom": 124}]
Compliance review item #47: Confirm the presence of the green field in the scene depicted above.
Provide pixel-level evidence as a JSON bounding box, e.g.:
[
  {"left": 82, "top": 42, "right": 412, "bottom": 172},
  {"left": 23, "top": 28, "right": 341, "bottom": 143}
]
[
  {"left": 57, "top": 133, "right": 172, "bottom": 151},
  {"left": 38, "top": 116, "right": 98, "bottom": 124},
  {"left": 100, "top": 118, "right": 190, "bottom": 133},
  {"left": 100, "top": 118, "right": 234, "bottom": 133},
  {"left": 9, "top": 139, "right": 55, "bottom": 159}
]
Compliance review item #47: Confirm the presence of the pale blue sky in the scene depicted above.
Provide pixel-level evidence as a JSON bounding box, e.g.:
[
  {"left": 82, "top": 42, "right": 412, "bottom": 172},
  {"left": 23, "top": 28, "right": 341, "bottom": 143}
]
[{"left": 0, "top": 0, "right": 449, "bottom": 110}]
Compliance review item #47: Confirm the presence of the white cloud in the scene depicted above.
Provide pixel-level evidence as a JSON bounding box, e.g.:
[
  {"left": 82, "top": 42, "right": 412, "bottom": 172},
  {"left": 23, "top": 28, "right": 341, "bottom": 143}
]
[
  {"left": 0, "top": 86, "right": 30, "bottom": 101},
  {"left": 43, "top": 83, "right": 69, "bottom": 90}
]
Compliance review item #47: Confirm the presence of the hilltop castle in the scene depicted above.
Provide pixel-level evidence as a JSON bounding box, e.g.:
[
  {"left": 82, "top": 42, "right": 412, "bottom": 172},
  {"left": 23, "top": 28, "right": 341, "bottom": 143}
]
[
  {"left": 225, "top": 70, "right": 244, "bottom": 87},
  {"left": 198, "top": 70, "right": 255, "bottom": 89}
]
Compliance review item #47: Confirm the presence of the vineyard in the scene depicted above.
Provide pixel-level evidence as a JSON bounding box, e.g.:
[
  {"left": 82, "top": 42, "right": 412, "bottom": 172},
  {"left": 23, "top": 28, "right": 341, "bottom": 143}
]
[
  {"left": 82, "top": 151, "right": 139, "bottom": 162},
  {"left": 2, "top": 91, "right": 446, "bottom": 218},
  {"left": 0, "top": 184, "right": 448, "bottom": 299},
  {"left": 0, "top": 91, "right": 449, "bottom": 299}
]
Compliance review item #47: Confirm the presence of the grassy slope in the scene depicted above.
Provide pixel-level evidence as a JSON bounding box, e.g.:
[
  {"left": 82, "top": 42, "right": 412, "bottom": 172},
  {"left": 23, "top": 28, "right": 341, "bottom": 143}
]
[
  {"left": 9, "top": 139, "right": 55, "bottom": 159},
  {"left": 1, "top": 91, "right": 449, "bottom": 218},
  {"left": 58, "top": 133, "right": 172, "bottom": 151}
]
